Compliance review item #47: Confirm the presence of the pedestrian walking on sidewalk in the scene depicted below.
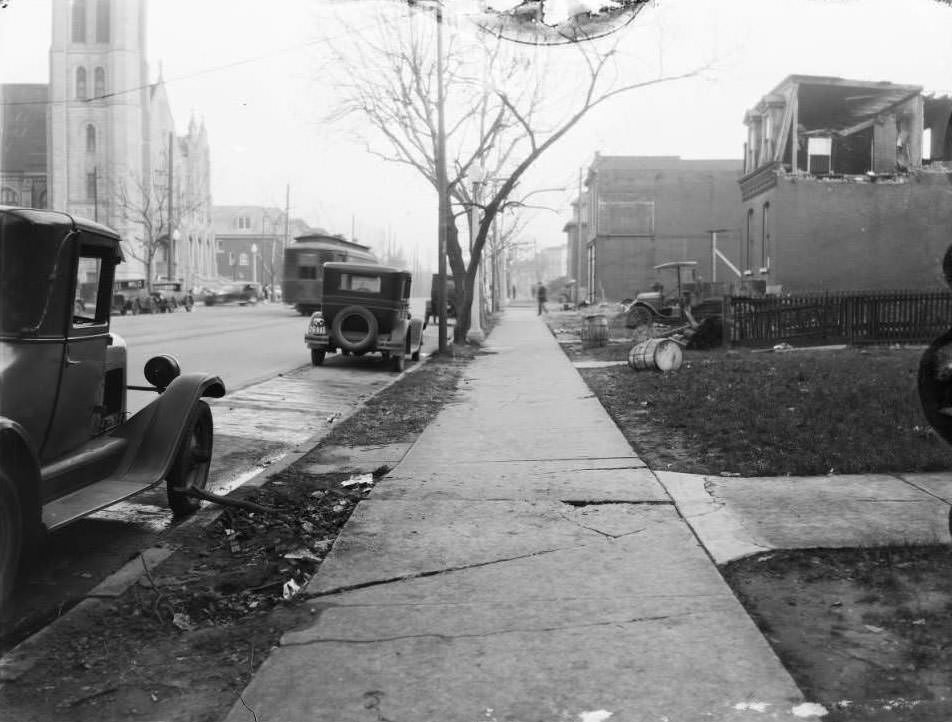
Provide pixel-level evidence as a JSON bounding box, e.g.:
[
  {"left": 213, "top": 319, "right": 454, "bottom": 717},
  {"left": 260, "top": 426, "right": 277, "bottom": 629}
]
[{"left": 536, "top": 283, "right": 547, "bottom": 315}]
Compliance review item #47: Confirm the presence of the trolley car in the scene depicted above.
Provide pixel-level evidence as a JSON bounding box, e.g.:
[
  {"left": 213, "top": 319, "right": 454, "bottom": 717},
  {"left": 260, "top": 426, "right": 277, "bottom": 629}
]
[{"left": 282, "top": 233, "right": 377, "bottom": 315}]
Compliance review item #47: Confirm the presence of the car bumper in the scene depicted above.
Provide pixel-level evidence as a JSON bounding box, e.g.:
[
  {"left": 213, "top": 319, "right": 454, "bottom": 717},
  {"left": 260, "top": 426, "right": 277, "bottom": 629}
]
[{"left": 305, "top": 332, "right": 403, "bottom": 353}]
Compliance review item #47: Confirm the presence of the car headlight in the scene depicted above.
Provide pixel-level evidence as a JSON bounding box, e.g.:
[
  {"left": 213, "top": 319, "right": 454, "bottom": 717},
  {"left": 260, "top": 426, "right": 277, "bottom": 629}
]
[{"left": 307, "top": 313, "right": 326, "bottom": 334}]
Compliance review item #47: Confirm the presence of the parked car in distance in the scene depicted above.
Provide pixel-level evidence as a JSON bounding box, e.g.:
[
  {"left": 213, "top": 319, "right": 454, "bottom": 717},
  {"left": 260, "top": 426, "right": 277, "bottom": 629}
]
[
  {"left": 112, "top": 278, "right": 156, "bottom": 315},
  {"left": 305, "top": 262, "right": 424, "bottom": 371},
  {"left": 0, "top": 206, "right": 226, "bottom": 602},
  {"left": 152, "top": 281, "right": 194, "bottom": 312},
  {"left": 425, "top": 272, "right": 457, "bottom": 325},
  {"left": 203, "top": 282, "right": 261, "bottom": 306}
]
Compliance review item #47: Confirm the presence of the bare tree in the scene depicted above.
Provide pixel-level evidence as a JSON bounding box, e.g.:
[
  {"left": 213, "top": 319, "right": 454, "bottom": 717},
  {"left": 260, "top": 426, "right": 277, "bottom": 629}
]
[
  {"left": 327, "top": 6, "right": 705, "bottom": 341},
  {"left": 113, "top": 168, "right": 198, "bottom": 291}
]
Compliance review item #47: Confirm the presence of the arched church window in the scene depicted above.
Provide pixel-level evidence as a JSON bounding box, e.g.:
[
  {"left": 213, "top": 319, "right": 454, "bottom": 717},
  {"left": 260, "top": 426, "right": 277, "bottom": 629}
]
[
  {"left": 76, "top": 67, "right": 87, "bottom": 100},
  {"left": 86, "top": 125, "right": 96, "bottom": 153},
  {"left": 71, "top": 0, "right": 86, "bottom": 43},
  {"left": 94, "top": 67, "right": 105, "bottom": 97},
  {"left": 96, "top": 0, "right": 110, "bottom": 42}
]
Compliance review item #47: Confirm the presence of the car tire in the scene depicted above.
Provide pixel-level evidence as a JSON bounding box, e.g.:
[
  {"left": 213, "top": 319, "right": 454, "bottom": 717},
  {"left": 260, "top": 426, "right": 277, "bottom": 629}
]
[
  {"left": 626, "top": 304, "right": 654, "bottom": 329},
  {"left": 120, "top": 305, "right": 128, "bottom": 316},
  {"left": 166, "top": 401, "right": 214, "bottom": 517},
  {"left": 411, "top": 348, "right": 421, "bottom": 362},
  {"left": 0, "top": 468, "right": 23, "bottom": 605},
  {"left": 311, "top": 349, "right": 326, "bottom": 366},
  {"left": 332, "top": 306, "right": 379, "bottom": 354}
]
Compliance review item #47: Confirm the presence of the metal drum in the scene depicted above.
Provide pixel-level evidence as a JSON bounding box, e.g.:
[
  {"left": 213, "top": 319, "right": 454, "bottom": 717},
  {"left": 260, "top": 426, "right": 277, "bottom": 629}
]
[{"left": 628, "top": 338, "right": 683, "bottom": 372}]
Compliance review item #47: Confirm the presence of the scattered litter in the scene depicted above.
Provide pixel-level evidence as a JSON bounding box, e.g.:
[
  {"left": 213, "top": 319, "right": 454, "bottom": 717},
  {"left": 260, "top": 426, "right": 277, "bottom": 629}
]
[
  {"left": 282, "top": 579, "right": 301, "bottom": 600},
  {"left": 310, "top": 490, "right": 327, "bottom": 499},
  {"left": 579, "top": 711, "right": 613, "bottom": 722},
  {"left": 312, "top": 539, "right": 334, "bottom": 553},
  {"left": 863, "top": 624, "right": 885, "bottom": 634},
  {"left": 342, "top": 473, "right": 375, "bottom": 487},
  {"left": 332, "top": 503, "right": 347, "bottom": 513},
  {"left": 284, "top": 547, "right": 321, "bottom": 563},
  {"left": 151, "top": 692, "right": 159, "bottom": 702},
  {"left": 791, "top": 702, "right": 828, "bottom": 718},
  {"left": 326, "top": 411, "right": 342, "bottom": 423},
  {"left": 912, "top": 618, "right": 926, "bottom": 625},
  {"left": 719, "top": 471, "right": 741, "bottom": 477},
  {"left": 301, "top": 520, "right": 316, "bottom": 534},
  {"left": 171, "top": 612, "right": 195, "bottom": 631},
  {"left": 733, "top": 702, "right": 770, "bottom": 712},
  {"left": 773, "top": 342, "right": 794, "bottom": 352},
  {"left": 225, "top": 529, "right": 240, "bottom": 554},
  {"left": 756, "top": 554, "right": 775, "bottom": 563}
]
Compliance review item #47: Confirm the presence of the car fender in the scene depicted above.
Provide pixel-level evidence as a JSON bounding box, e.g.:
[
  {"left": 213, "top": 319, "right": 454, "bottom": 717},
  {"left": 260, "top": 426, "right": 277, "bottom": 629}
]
[
  {"left": 0, "top": 419, "right": 42, "bottom": 531},
  {"left": 111, "top": 373, "right": 226, "bottom": 486},
  {"left": 409, "top": 317, "right": 424, "bottom": 350}
]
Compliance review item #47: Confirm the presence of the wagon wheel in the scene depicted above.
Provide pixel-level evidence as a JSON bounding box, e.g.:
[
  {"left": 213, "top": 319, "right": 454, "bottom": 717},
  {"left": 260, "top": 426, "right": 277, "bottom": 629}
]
[
  {"left": 166, "top": 401, "right": 214, "bottom": 517},
  {"left": 0, "top": 469, "right": 23, "bottom": 605}
]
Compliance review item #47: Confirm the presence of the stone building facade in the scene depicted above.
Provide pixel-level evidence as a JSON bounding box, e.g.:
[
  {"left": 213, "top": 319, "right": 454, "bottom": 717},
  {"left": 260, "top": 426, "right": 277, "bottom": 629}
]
[{"left": 0, "top": 0, "right": 216, "bottom": 286}]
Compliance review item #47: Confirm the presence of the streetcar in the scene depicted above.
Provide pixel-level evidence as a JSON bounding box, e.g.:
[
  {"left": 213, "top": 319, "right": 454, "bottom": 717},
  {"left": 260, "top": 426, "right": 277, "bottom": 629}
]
[{"left": 282, "top": 232, "right": 378, "bottom": 315}]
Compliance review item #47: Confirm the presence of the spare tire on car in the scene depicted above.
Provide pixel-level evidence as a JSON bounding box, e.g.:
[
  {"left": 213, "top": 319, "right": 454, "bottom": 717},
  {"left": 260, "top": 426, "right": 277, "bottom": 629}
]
[{"left": 332, "top": 305, "right": 379, "bottom": 354}]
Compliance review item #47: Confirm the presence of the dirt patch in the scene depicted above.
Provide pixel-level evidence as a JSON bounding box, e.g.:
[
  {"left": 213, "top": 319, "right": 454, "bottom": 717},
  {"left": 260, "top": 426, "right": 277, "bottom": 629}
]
[
  {"left": 724, "top": 546, "right": 952, "bottom": 721},
  {"left": 0, "top": 352, "right": 469, "bottom": 722}
]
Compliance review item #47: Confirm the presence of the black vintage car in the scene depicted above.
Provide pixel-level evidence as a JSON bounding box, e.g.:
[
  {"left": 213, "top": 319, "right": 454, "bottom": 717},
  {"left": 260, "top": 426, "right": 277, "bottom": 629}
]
[
  {"left": 203, "top": 282, "right": 261, "bottom": 306},
  {"left": 425, "top": 272, "right": 457, "bottom": 325},
  {"left": 152, "top": 281, "right": 194, "bottom": 312},
  {"left": 0, "top": 207, "right": 225, "bottom": 602},
  {"left": 112, "top": 278, "right": 156, "bottom": 315},
  {"left": 304, "top": 262, "right": 424, "bottom": 371}
]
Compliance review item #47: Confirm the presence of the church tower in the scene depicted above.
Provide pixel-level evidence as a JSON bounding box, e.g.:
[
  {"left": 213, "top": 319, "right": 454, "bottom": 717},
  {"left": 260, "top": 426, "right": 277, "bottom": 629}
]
[{"left": 48, "top": 0, "right": 150, "bottom": 238}]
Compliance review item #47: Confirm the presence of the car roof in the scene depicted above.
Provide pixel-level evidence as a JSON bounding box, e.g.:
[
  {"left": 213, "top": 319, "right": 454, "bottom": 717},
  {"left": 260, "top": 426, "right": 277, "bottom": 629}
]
[
  {"left": 0, "top": 205, "right": 124, "bottom": 261},
  {"left": 324, "top": 262, "right": 408, "bottom": 275}
]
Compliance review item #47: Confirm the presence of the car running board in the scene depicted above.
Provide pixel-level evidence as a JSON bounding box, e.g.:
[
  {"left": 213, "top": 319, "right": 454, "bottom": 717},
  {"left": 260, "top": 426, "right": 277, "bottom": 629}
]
[{"left": 42, "top": 477, "right": 159, "bottom": 531}]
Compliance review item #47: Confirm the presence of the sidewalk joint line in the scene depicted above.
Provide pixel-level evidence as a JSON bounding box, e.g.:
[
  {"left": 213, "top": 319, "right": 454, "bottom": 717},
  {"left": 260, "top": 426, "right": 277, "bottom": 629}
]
[{"left": 892, "top": 474, "right": 952, "bottom": 505}]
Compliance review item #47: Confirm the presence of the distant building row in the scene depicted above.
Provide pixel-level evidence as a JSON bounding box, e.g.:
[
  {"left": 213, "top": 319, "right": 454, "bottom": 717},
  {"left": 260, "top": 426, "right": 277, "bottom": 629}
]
[{"left": 563, "top": 75, "right": 952, "bottom": 301}]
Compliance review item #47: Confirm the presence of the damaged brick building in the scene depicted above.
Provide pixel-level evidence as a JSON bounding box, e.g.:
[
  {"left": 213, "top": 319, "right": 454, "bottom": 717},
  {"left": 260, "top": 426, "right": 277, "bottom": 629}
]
[{"left": 739, "top": 75, "right": 952, "bottom": 292}]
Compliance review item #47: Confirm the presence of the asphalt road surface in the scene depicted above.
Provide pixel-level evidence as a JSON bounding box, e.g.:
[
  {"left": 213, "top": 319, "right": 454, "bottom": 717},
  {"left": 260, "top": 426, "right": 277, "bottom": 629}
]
[{"left": 0, "top": 298, "right": 437, "bottom": 654}]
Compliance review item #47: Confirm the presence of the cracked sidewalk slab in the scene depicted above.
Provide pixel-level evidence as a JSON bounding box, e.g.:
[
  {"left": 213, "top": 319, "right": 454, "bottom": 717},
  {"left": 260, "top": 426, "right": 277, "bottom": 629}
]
[
  {"left": 306, "top": 500, "right": 675, "bottom": 596},
  {"left": 656, "top": 471, "right": 952, "bottom": 564},
  {"left": 297, "top": 442, "right": 416, "bottom": 475},
  {"left": 374, "top": 457, "right": 666, "bottom": 502},
  {"left": 224, "top": 519, "right": 806, "bottom": 722}
]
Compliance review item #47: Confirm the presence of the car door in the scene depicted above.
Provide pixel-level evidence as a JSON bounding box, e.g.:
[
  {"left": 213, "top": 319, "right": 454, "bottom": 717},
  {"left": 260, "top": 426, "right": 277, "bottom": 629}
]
[{"left": 42, "top": 234, "right": 116, "bottom": 463}]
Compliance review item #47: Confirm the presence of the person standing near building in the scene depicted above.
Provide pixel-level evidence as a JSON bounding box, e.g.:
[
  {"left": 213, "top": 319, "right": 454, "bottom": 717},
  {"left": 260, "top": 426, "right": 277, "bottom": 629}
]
[{"left": 536, "top": 282, "right": 547, "bottom": 315}]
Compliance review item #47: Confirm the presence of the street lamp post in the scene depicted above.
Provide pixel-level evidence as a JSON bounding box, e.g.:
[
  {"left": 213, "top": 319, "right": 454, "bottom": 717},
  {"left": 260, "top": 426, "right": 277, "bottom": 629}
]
[
  {"left": 434, "top": 2, "right": 449, "bottom": 354},
  {"left": 251, "top": 243, "right": 258, "bottom": 284}
]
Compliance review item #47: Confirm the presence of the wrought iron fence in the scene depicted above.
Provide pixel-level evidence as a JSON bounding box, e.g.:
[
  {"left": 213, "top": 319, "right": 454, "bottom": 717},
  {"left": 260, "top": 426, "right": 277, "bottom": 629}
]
[{"left": 726, "top": 289, "right": 952, "bottom": 347}]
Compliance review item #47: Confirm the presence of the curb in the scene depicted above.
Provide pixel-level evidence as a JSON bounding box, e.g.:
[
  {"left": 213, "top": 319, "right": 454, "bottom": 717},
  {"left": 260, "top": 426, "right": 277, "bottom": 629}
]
[{"left": 0, "top": 352, "right": 438, "bottom": 686}]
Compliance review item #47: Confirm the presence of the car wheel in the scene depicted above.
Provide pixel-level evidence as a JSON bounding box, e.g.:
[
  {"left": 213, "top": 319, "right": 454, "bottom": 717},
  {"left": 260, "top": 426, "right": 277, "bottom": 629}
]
[
  {"left": 392, "top": 353, "right": 405, "bottom": 372},
  {"left": 311, "top": 349, "right": 326, "bottom": 366},
  {"left": 0, "top": 469, "right": 23, "bottom": 605},
  {"left": 332, "top": 305, "right": 379, "bottom": 354},
  {"left": 626, "top": 304, "right": 654, "bottom": 329},
  {"left": 166, "top": 401, "right": 214, "bottom": 517},
  {"left": 411, "top": 347, "right": 421, "bottom": 362},
  {"left": 120, "top": 305, "right": 128, "bottom": 316}
]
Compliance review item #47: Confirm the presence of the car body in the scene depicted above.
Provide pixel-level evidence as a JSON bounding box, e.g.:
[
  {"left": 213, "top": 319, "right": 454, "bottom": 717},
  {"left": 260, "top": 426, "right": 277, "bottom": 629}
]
[
  {"left": 152, "top": 281, "right": 194, "bottom": 312},
  {"left": 0, "top": 206, "right": 225, "bottom": 602},
  {"left": 203, "top": 282, "right": 261, "bottom": 306},
  {"left": 425, "top": 272, "right": 457, "bottom": 325},
  {"left": 112, "top": 278, "right": 157, "bottom": 315},
  {"left": 304, "top": 262, "right": 424, "bottom": 371},
  {"left": 625, "top": 261, "right": 724, "bottom": 328}
]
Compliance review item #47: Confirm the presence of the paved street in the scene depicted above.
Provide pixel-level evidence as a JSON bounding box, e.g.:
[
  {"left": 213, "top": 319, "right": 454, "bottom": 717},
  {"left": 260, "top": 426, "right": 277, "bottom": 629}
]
[{"left": 0, "top": 298, "right": 437, "bottom": 655}]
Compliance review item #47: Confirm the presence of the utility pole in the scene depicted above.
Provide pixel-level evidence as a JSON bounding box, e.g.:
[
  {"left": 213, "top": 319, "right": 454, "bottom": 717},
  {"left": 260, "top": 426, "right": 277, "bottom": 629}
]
[
  {"left": 281, "top": 183, "right": 290, "bottom": 299},
  {"left": 93, "top": 166, "right": 98, "bottom": 222},
  {"left": 435, "top": 3, "right": 449, "bottom": 353},
  {"left": 168, "top": 131, "right": 175, "bottom": 282},
  {"left": 576, "top": 166, "right": 583, "bottom": 305}
]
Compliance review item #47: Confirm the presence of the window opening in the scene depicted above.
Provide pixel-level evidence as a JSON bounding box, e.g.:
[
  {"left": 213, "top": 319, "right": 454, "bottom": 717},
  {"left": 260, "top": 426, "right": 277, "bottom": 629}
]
[
  {"left": 95, "top": 0, "right": 109, "bottom": 42},
  {"left": 86, "top": 124, "right": 96, "bottom": 153},
  {"left": 76, "top": 67, "right": 87, "bottom": 100},
  {"left": 72, "top": 0, "right": 86, "bottom": 42},
  {"left": 94, "top": 67, "right": 105, "bottom": 98}
]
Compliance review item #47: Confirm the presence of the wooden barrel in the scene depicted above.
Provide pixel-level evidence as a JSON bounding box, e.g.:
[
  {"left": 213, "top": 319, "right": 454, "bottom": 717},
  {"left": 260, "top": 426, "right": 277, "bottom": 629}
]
[
  {"left": 628, "top": 338, "right": 683, "bottom": 372},
  {"left": 583, "top": 314, "right": 609, "bottom": 348}
]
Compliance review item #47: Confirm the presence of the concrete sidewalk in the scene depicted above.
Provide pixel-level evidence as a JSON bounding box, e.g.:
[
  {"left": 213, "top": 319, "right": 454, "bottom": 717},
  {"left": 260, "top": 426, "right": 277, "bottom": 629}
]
[{"left": 223, "top": 307, "right": 821, "bottom": 722}]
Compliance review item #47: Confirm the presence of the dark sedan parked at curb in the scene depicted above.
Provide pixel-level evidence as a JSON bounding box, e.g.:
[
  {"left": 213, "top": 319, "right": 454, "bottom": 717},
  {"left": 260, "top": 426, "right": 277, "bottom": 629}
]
[
  {"left": 202, "top": 282, "right": 261, "bottom": 306},
  {"left": 305, "top": 262, "right": 424, "bottom": 372}
]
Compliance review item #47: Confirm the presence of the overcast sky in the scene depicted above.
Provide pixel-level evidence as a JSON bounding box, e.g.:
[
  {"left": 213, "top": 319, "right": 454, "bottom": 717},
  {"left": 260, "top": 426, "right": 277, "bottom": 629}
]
[{"left": 2, "top": 0, "right": 951, "bottom": 260}]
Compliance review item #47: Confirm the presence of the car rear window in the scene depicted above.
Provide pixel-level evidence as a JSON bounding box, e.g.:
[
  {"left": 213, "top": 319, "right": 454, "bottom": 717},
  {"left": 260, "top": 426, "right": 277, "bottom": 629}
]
[{"left": 339, "top": 274, "right": 381, "bottom": 293}]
